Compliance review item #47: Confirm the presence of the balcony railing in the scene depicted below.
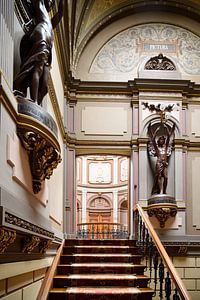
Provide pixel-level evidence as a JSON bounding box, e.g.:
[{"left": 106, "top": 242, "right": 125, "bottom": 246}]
[{"left": 76, "top": 222, "right": 128, "bottom": 239}]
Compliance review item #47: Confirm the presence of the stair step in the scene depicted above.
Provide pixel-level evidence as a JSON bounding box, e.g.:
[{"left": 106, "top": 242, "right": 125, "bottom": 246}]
[
  {"left": 57, "top": 263, "right": 146, "bottom": 275},
  {"left": 53, "top": 273, "right": 149, "bottom": 288},
  {"left": 60, "top": 254, "right": 142, "bottom": 264},
  {"left": 49, "top": 239, "right": 153, "bottom": 300},
  {"left": 63, "top": 246, "right": 138, "bottom": 254},
  {"left": 49, "top": 287, "right": 154, "bottom": 300},
  {"left": 65, "top": 239, "right": 137, "bottom": 246}
]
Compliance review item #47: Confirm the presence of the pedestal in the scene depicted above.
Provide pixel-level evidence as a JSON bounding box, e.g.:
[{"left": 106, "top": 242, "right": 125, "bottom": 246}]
[{"left": 147, "top": 194, "right": 177, "bottom": 228}]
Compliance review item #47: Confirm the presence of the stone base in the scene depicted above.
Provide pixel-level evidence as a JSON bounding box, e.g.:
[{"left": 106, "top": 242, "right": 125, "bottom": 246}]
[{"left": 147, "top": 194, "right": 177, "bottom": 228}]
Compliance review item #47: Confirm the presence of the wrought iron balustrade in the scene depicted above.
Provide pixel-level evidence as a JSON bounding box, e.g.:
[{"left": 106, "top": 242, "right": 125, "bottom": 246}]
[
  {"left": 133, "top": 204, "right": 191, "bottom": 300},
  {"left": 76, "top": 222, "right": 128, "bottom": 239}
]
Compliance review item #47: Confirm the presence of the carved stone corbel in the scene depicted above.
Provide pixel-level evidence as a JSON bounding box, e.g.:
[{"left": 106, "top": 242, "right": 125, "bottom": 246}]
[
  {"left": 148, "top": 206, "right": 177, "bottom": 228},
  {"left": 16, "top": 97, "right": 62, "bottom": 194},
  {"left": 147, "top": 195, "right": 177, "bottom": 228},
  {"left": 22, "top": 235, "right": 41, "bottom": 254},
  {"left": 0, "top": 227, "right": 16, "bottom": 254},
  {"left": 39, "top": 239, "right": 53, "bottom": 254},
  {"left": 18, "top": 131, "right": 61, "bottom": 193}
]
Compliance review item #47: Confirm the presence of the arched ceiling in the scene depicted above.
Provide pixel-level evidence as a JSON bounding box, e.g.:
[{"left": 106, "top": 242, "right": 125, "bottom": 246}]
[{"left": 65, "top": 0, "right": 200, "bottom": 70}]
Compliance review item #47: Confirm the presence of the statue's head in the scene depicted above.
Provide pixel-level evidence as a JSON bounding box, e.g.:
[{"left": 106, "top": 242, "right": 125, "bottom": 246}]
[
  {"left": 44, "top": 0, "right": 55, "bottom": 12},
  {"left": 157, "top": 135, "right": 165, "bottom": 146}
]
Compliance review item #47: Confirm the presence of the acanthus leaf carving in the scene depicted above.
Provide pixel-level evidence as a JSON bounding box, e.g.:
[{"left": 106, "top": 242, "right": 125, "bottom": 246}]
[{"left": 18, "top": 131, "right": 61, "bottom": 193}]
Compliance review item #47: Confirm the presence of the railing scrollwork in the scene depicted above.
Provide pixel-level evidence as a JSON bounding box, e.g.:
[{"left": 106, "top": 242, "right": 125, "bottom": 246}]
[{"left": 77, "top": 222, "right": 128, "bottom": 240}]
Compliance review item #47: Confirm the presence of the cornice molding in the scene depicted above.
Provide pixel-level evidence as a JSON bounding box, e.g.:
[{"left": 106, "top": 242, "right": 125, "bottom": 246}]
[{"left": 69, "top": 78, "right": 200, "bottom": 97}]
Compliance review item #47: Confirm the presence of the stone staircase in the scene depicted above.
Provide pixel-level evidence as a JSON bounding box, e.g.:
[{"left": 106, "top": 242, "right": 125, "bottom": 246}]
[{"left": 48, "top": 239, "right": 154, "bottom": 300}]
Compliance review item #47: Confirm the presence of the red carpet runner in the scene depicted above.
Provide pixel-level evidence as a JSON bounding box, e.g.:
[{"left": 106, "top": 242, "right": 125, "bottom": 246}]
[{"left": 49, "top": 239, "right": 153, "bottom": 300}]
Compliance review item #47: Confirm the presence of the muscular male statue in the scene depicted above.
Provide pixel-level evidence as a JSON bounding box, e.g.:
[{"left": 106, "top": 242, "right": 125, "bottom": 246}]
[
  {"left": 148, "top": 122, "right": 175, "bottom": 195},
  {"left": 14, "top": 0, "right": 64, "bottom": 105}
]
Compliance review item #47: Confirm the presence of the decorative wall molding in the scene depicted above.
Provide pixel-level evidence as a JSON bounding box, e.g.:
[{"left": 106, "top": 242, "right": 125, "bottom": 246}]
[{"left": 5, "top": 211, "right": 54, "bottom": 239}]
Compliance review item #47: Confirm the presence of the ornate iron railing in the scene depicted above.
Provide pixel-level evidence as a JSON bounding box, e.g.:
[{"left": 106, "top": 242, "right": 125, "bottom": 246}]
[
  {"left": 134, "top": 204, "right": 191, "bottom": 300},
  {"left": 77, "top": 222, "right": 128, "bottom": 239}
]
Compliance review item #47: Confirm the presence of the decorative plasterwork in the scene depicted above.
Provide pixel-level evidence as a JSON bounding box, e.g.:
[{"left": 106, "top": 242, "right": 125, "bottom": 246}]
[
  {"left": 89, "top": 162, "right": 112, "bottom": 184},
  {"left": 0, "top": 227, "right": 16, "bottom": 254},
  {"left": 90, "top": 24, "right": 200, "bottom": 75}
]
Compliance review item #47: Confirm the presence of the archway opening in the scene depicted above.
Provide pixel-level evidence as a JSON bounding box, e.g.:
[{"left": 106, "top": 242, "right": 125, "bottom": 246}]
[{"left": 76, "top": 154, "right": 129, "bottom": 239}]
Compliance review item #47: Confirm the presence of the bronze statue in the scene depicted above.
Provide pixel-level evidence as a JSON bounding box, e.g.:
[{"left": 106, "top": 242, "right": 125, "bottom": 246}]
[
  {"left": 14, "top": 0, "right": 64, "bottom": 105},
  {"left": 148, "top": 122, "right": 175, "bottom": 195}
]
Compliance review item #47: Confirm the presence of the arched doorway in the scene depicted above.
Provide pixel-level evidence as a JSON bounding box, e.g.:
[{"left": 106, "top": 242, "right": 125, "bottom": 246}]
[{"left": 76, "top": 155, "right": 129, "bottom": 239}]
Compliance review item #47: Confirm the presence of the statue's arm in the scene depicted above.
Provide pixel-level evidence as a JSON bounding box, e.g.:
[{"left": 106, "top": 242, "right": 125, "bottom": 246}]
[
  {"left": 148, "top": 123, "right": 159, "bottom": 151},
  {"left": 51, "top": 0, "right": 64, "bottom": 29},
  {"left": 165, "top": 123, "right": 175, "bottom": 146}
]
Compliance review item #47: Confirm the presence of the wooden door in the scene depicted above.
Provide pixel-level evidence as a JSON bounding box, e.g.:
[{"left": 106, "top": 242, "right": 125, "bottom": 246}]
[{"left": 88, "top": 212, "right": 111, "bottom": 238}]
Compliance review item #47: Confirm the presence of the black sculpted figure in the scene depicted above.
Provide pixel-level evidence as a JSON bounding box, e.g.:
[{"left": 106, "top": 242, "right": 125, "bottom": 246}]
[
  {"left": 14, "top": 0, "right": 64, "bottom": 105},
  {"left": 148, "top": 122, "right": 175, "bottom": 195}
]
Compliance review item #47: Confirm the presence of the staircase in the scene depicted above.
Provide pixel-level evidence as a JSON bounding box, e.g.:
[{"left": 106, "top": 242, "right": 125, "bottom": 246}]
[{"left": 48, "top": 239, "right": 154, "bottom": 300}]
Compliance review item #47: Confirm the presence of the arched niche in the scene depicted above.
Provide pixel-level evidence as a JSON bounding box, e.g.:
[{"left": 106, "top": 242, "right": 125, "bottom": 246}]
[
  {"left": 76, "top": 16, "right": 200, "bottom": 83},
  {"left": 142, "top": 118, "right": 179, "bottom": 199}
]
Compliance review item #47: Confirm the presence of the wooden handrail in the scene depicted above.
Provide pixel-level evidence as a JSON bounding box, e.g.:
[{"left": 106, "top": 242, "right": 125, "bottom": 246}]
[
  {"left": 36, "top": 240, "right": 65, "bottom": 300},
  {"left": 77, "top": 222, "right": 122, "bottom": 226},
  {"left": 134, "top": 204, "right": 191, "bottom": 300}
]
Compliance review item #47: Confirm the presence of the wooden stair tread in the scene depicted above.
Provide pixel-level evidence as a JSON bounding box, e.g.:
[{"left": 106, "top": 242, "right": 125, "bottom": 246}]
[
  {"left": 54, "top": 274, "right": 149, "bottom": 279},
  {"left": 50, "top": 287, "right": 153, "bottom": 294},
  {"left": 71, "top": 245, "right": 132, "bottom": 248},
  {"left": 62, "top": 253, "right": 140, "bottom": 257},
  {"left": 58, "top": 263, "right": 143, "bottom": 267}
]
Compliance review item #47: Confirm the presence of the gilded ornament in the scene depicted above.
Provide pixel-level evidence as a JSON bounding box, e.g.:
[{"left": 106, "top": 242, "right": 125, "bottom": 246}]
[
  {"left": 18, "top": 131, "right": 61, "bottom": 193},
  {"left": 39, "top": 239, "right": 53, "bottom": 254},
  {"left": 0, "top": 227, "right": 16, "bottom": 254},
  {"left": 22, "top": 235, "right": 40, "bottom": 254}
]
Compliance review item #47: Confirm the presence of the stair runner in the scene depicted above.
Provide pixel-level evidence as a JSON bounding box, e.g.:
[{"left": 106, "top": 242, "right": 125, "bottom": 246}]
[{"left": 49, "top": 239, "right": 154, "bottom": 300}]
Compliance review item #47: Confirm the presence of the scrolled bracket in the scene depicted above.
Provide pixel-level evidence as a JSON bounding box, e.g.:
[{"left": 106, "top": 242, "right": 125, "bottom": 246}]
[
  {"left": 18, "top": 131, "right": 61, "bottom": 193},
  {"left": 147, "top": 206, "right": 177, "bottom": 228},
  {"left": 39, "top": 239, "right": 53, "bottom": 254},
  {"left": 0, "top": 227, "right": 16, "bottom": 254},
  {"left": 147, "top": 195, "right": 177, "bottom": 228},
  {"left": 22, "top": 235, "right": 41, "bottom": 254}
]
